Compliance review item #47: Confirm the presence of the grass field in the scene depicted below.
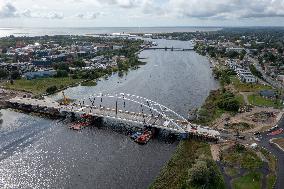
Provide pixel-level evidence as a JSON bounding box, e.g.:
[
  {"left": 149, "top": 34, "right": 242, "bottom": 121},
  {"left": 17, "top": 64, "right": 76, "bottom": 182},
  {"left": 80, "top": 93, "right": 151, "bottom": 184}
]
[
  {"left": 232, "top": 172, "right": 262, "bottom": 189},
  {"left": 5, "top": 77, "right": 83, "bottom": 95},
  {"left": 223, "top": 145, "right": 263, "bottom": 170},
  {"left": 231, "top": 76, "right": 272, "bottom": 92},
  {"left": 248, "top": 94, "right": 283, "bottom": 109}
]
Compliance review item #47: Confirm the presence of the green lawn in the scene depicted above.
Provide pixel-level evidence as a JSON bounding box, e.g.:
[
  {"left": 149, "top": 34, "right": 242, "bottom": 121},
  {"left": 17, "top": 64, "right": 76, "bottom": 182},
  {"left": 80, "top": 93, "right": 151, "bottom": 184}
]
[
  {"left": 232, "top": 172, "right": 262, "bottom": 189},
  {"left": 248, "top": 94, "right": 283, "bottom": 109},
  {"left": 236, "top": 94, "right": 245, "bottom": 106},
  {"left": 231, "top": 76, "right": 272, "bottom": 92},
  {"left": 5, "top": 77, "right": 83, "bottom": 95}
]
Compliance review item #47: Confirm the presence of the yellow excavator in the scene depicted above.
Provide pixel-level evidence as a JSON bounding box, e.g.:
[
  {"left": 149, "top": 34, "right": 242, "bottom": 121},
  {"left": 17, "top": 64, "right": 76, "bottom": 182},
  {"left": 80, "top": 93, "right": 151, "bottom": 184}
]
[{"left": 61, "top": 91, "right": 70, "bottom": 105}]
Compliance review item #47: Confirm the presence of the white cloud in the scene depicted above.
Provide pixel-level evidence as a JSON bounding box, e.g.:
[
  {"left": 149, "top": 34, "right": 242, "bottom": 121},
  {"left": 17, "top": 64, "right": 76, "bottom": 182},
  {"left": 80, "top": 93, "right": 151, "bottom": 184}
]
[
  {"left": 76, "top": 12, "right": 101, "bottom": 19},
  {"left": 0, "top": 2, "right": 18, "bottom": 18},
  {"left": 167, "top": 0, "right": 284, "bottom": 19},
  {"left": 1, "top": 0, "right": 284, "bottom": 26},
  {"left": 0, "top": 2, "right": 64, "bottom": 19}
]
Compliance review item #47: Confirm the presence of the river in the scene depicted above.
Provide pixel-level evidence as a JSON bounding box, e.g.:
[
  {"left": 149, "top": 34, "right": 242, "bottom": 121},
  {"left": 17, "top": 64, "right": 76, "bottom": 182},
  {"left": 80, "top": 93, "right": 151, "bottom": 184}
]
[{"left": 0, "top": 39, "right": 218, "bottom": 189}]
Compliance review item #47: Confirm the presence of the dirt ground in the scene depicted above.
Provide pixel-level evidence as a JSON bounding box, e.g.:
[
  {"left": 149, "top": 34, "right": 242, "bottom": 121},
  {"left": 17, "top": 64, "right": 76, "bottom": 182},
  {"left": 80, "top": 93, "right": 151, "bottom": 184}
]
[
  {"left": 272, "top": 138, "right": 284, "bottom": 151},
  {"left": 0, "top": 88, "right": 32, "bottom": 107},
  {"left": 210, "top": 144, "right": 221, "bottom": 161},
  {"left": 212, "top": 107, "right": 282, "bottom": 134}
]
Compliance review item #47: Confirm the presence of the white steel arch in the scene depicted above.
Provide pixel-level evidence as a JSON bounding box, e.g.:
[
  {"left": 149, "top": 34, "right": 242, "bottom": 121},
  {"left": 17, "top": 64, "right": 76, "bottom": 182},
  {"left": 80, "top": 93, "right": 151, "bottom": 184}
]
[{"left": 75, "top": 93, "right": 190, "bottom": 133}]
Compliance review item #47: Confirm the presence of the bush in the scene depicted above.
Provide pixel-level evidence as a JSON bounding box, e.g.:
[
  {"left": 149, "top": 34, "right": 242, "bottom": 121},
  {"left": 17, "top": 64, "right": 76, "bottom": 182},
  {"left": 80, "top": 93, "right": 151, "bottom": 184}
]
[
  {"left": 46, "top": 85, "right": 58, "bottom": 94},
  {"left": 10, "top": 71, "right": 21, "bottom": 80},
  {"left": 55, "top": 70, "right": 68, "bottom": 77},
  {"left": 217, "top": 91, "right": 240, "bottom": 112}
]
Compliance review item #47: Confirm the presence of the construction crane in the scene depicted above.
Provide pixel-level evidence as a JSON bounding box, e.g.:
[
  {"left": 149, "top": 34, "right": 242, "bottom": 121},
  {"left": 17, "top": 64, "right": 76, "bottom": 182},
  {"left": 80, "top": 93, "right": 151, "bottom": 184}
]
[{"left": 61, "top": 91, "right": 70, "bottom": 105}]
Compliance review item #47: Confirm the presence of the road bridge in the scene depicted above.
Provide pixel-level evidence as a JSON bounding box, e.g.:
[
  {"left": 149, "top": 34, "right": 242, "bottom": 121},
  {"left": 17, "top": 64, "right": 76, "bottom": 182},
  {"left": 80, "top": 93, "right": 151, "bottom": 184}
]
[{"left": 144, "top": 47, "right": 194, "bottom": 51}]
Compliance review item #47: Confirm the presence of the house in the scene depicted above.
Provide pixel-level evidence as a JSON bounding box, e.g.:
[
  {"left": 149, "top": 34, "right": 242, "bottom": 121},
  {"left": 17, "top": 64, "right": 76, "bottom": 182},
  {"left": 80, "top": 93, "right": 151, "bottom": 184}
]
[
  {"left": 239, "top": 75, "right": 256, "bottom": 83},
  {"left": 259, "top": 90, "right": 276, "bottom": 99},
  {"left": 32, "top": 58, "right": 52, "bottom": 67},
  {"left": 277, "top": 75, "right": 284, "bottom": 83},
  {"left": 226, "top": 47, "right": 245, "bottom": 53}
]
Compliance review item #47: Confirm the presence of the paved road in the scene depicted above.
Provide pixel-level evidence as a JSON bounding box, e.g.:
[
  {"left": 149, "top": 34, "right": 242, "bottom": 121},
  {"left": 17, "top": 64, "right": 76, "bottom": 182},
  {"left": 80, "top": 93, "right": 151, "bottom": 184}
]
[
  {"left": 249, "top": 57, "right": 284, "bottom": 89},
  {"left": 259, "top": 116, "right": 284, "bottom": 189}
]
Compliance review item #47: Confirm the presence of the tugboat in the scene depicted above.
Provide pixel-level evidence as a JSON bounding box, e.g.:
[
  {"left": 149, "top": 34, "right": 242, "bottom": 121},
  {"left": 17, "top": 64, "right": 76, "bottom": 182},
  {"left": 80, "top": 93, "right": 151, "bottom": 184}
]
[
  {"left": 69, "top": 114, "right": 93, "bottom": 131},
  {"left": 135, "top": 130, "right": 152, "bottom": 144}
]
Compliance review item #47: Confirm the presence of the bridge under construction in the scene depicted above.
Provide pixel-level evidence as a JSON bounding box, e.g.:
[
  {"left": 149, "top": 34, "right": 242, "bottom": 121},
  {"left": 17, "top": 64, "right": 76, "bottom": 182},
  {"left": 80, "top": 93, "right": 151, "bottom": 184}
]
[{"left": 7, "top": 93, "right": 220, "bottom": 141}]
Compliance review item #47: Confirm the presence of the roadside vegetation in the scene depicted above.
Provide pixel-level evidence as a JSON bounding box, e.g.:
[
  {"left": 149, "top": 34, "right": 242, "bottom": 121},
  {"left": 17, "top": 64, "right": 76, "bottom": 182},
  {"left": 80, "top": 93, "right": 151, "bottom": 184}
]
[{"left": 218, "top": 144, "right": 277, "bottom": 189}]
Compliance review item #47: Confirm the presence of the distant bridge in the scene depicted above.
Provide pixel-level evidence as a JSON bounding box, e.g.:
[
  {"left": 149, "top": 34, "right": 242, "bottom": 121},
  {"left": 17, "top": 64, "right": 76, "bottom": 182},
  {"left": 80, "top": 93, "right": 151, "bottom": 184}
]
[
  {"left": 144, "top": 47, "right": 194, "bottom": 51},
  {"left": 7, "top": 93, "right": 220, "bottom": 140}
]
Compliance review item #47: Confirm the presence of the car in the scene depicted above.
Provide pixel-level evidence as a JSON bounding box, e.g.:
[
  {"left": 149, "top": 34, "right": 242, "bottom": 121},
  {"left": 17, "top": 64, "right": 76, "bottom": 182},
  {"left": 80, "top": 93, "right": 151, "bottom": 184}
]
[
  {"left": 254, "top": 132, "right": 260, "bottom": 136},
  {"left": 237, "top": 135, "right": 245, "bottom": 140}
]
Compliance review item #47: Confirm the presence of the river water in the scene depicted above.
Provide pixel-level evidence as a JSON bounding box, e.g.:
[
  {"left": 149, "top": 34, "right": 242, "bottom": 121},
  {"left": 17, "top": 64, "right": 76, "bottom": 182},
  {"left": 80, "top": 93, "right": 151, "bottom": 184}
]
[{"left": 0, "top": 39, "right": 218, "bottom": 189}]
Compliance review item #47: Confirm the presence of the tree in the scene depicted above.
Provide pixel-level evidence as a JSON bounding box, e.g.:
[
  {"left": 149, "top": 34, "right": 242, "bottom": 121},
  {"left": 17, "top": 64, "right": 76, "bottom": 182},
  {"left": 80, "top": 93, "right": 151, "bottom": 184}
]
[
  {"left": 73, "top": 60, "right": 86, "bottom": 67},
  {"left": 0, "top": 69, "right": 8, "bottom": 79},
  {"left": 10, "top": 71, "right": 21, "bottom": 80},
  {"left": 55, "top": 70, "right": 68, "bottom": 77},
  {"left": 46, "top": 86, "right": 58, "bottom": 94},
  {"left": 188, "top": 158, "right": 225, "bottom": 189},
  {"left": 53, "top": 62, "right": 70, "bottom": 72}
]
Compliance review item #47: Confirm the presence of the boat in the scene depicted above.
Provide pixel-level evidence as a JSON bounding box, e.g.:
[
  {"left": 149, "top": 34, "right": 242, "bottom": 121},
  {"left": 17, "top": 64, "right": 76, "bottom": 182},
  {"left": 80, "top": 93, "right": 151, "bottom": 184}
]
[
  {"left": 135, "top": 131, "right": 152, "bottom": 144},
  {"left": 268, "top": 128, "right": 283, "bottom": 136},
  {"left": 130, "top": 132, "right": 142, "bottom": 140},
  {"left": 69, "top": 114, "right": 93, "bottom": 131}
]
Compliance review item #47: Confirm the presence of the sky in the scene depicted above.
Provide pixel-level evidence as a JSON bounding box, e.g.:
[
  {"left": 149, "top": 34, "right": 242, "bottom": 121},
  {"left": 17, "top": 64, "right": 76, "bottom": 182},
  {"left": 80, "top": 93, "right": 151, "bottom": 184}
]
[{"left": 0, "top": 0, "right": 284, "bottom": 27}]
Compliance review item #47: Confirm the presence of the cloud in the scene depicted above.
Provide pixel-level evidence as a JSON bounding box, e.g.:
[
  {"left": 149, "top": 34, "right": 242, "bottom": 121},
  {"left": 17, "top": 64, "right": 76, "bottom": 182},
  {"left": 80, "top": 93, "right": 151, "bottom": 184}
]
[
  {"left": 76, "top": 12, "right": 101, "bottom": 19},
  {"left": 167, "top": 0, "right": 284, "bottom": 19},
  {"left": 0, "top": 2, "right": 64, "bottom": 19},
  {"left": 97, "top": 0, "right": 141, "bottom": 8},
  {"left": 0, "top": 3, "right": 18, "bottom": 18},
  {"left": 45, "top": 12, "right": 64, "bottom": 19}
]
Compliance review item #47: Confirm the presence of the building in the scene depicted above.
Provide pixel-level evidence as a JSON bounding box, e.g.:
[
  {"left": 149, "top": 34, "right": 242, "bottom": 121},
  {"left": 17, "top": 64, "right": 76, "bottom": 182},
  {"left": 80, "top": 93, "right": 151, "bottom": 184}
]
[
  {"left": 23, "top": 69, "right": 57, "bottom": 80},
  {"left": 259, "top": 90, "right": 276, "bottom": 99},
  {"left": 226, "top": 47, "right": 245, "bottom": 53},
  {"left": 32, "top": 59, "right": 52, "bottom": 67}
]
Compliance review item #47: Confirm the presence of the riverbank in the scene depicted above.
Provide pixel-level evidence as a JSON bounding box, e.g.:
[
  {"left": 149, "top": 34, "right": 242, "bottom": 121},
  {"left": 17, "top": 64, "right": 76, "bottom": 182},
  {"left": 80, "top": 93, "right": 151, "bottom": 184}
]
[
  {"left": 150, "top": 140, "right": 225, "bottom": 189},
  {"left": 150, "top": 44, "right": 280, "bottom": 189}
]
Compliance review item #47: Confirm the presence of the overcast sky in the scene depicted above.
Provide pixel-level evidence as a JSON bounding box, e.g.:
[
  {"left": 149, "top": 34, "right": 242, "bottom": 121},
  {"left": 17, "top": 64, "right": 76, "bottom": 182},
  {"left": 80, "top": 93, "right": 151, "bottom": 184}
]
[{"left": 1, "top": 0, "right": 284, "bottom": 27}]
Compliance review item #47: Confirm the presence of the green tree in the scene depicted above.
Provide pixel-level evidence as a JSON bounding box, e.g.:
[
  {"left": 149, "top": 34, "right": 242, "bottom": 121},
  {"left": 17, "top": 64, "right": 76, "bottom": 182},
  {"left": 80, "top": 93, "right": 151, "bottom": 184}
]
[
  {"left": 10, "top": 71, "right": 21, "bottom": 80},
  {"left": 55, "top": 70, "right": 68, "bottom": 77},
  {"left": 0, "top": 69, "right": 8, "bottom": 79},
  {"left": 46, "top": 86, "right": 58, "bottom": 94},
  {"left": 188, "top": 158, "right": 225, "bottom": 189}
]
